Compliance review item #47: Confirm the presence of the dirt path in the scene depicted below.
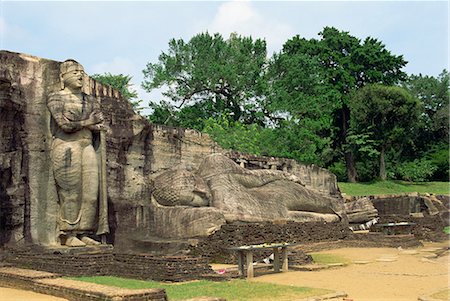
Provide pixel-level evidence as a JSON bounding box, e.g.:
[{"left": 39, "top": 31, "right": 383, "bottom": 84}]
[
  {"left": 252, "top": 241, "right": 449, "bottom": 301},
  {"left": 0, "top": 287, "right": 67, "bottom": 301}
]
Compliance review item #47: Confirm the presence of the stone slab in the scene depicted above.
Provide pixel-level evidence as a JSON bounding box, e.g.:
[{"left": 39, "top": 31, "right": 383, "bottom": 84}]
[
  {"left": 34, "top": 278, "right": 165, "bottom": 298},
  {"left": 0, "top": 267, "right": 58, "bottom": 279}
]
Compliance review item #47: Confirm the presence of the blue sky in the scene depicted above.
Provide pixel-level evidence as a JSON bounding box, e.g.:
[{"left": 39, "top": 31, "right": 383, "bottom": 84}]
[{"left": 1, "top": 1, "right": 448, "bottom": 112}]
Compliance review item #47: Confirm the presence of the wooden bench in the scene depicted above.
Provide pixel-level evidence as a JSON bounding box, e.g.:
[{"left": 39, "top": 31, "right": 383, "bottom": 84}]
[{"left": 227, "top": 243, "right": 298, "bottom": 278}]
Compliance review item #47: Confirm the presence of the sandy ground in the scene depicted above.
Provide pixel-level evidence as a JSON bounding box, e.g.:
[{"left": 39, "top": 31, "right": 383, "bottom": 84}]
[
  {"left": 0, "top": 241, "right": 448, "bottom": 301},
  {"left": 252, "top": 241, "right": 449, "bottom": 301}
]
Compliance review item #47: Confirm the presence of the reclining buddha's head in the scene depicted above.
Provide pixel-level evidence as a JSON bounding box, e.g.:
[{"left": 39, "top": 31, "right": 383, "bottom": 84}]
[{"left": 152, "top": 169, "right": 211, "bottom": 207}]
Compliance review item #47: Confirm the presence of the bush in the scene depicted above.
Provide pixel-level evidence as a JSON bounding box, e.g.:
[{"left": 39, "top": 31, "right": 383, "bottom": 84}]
[
  {"left": 328, "top": 161, "right": 347, "bottom": 182},
  {"left": 426, "top": 143, "right": 449, "bottom": 180},
  {"left": 395, "top": 158, "right": 438, "bottom": 182},
  {"left": 355, "top": 160, "right": 379, "bottom": 182}
]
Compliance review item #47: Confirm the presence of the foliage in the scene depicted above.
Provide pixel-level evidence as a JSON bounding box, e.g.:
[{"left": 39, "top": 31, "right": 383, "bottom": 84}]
[
  {"left": 349, "top": 84, "right": 421, "bottom": 180},
  {"left": 264, "top": 49, "right": 338, "bottom": 166},
  {"left": 204, "top": 116, "right": 334, "bottom": 165},
  {"left": 400, "top": 70, "right": 449, "bottom": 181},
  {"left": 91, "top": 73, "right": 143, "bottom": 112},
  {"left": 355, "top": 160, "right": 380, "bottom": 182},
  {"left": 328, "top": 161, "right": 347, "bottom": 182},
  {"left": 394, "top": 158, "right": 438, "bottom": 182},
  {"left": 338, "top": 181, "right": 449, "bottom": 196},
  {"left": 143, "top": 32, "right": 267, "bottom": 125},
  {"left": 425, "top": 142, "right": 450, "bottom": 180},
  {"left": 72, "top": 276, "right": 331, "bottom": 301},
  {"left": 274, "top": 27, "right": 407, "bottom": 181},
  {"left": 401, "top": 70, "right": 449, "bottom": 141},
  {"left": 203, "top": 115, "right": 265, "bottom": 155},
  {"left": 142, "top": 28, "right": 447, "bottom": 183}
]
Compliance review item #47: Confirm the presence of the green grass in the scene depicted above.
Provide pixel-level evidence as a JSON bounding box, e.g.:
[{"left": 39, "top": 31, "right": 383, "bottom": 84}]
[
  {"left": 310, "top": 253, "right": 350, "bottom": 265},
  {"left": 71, "top": 276, "right": 331, "bottom": 301},
  {"left": 430, "top": 289, "right": 450, "bottom": 300},
  {"left": 443, "top": 227, "right": 450, "bottom": 235},
  {"left": 338, "top": 180, "right": 449, "bottom": 196}
]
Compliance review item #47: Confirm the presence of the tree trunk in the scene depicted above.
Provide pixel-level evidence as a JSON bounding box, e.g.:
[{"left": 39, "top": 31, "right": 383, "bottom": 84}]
[
  {"left": 342, "top": 105, "right": 358, "bottom": 183},
  {"left": 379, "top": 146, "right": 387, "bottom": 181},
  {"left": 345, "top": 152, "right": 358, "bottom": 183}
]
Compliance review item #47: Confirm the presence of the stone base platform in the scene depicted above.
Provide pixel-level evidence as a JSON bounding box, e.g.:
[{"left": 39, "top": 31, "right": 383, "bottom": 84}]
[
  {"left": 4, "top": 247, "right": 214, "bottom": 282},
  {"left": 0, "top": 267, "right": 167, "bottom": 301},
  {"left": 41, "top": 244, "right": 114, "bottom": 255}
]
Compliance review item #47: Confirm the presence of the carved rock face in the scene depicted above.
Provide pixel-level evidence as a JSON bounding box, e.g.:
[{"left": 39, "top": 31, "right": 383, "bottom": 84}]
[{"left": 152, "top": 169, "right": 211, "bottom": 207}]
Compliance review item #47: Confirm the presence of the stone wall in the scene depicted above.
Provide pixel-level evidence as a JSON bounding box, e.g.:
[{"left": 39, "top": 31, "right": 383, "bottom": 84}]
[
  {"left": 190, "top": 221, "right": 351, "bottom": 263},
  {"left": 225, "top": 152, "right": 339, "bottom": 196},
  {"left": 5, "top": 250, "right": 213, "bottom": 282},
  {"left": 345, "top": 193, "right": 448, "bottom": 217}
]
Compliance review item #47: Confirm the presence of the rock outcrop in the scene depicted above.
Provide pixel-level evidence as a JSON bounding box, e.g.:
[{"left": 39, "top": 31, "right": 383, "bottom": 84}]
[{"left": 0, "top": 51, "right": 345, "bottom": 251}]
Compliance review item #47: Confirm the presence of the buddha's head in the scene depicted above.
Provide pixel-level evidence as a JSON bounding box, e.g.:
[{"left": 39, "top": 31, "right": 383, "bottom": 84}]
[
  {"left": 152, "top": 169, "right": 211, "bottom": 207},
  {"left": 60, "top": 59, "right": 84, "bottom": 90}
]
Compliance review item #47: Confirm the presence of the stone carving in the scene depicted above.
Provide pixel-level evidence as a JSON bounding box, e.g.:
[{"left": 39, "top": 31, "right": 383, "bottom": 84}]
[
  {"left": 0, "top": 52, "right": 380, "bottom": 251},
  {"left": 151, "top": 154, "right": 349, "bottom": 237},
  {"left": 47, "top": 60, "right": 108, "bottom": 247}
]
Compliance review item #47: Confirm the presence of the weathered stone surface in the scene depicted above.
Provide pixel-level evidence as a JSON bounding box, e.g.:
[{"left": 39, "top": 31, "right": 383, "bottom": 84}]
[
  {"left": 145, "top": 153, "right": 351, "bottom": 243},
  {"left": 47, "top": 59, "right": 108, "bottom": 246},
  {"left": 4, "top": 250, "right": 214, "bottom": 282},
  {"left": 0, "top": 267, "right": 168, "bottom": 301},
  {"left": 344, "top": 197, "right": 378, "bottom": 224},
  {"left": 0, "top": 51, "right": 345, "bottom": 252},
  {"left": 190, "top": 221, "right": 351, "bottom": 263}
]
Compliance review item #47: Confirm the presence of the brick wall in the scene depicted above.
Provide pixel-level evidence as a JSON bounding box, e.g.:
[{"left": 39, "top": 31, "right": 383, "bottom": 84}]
[
  {"left": 5, "top": 251, "right": 213, "bottom": 282},
  {"left": 190, "top": 221, "right": 351, "bottom": 263}
]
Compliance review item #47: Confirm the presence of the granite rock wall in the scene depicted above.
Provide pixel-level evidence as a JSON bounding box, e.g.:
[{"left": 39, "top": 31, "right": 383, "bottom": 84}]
[{"left": 0, "top": 51, "right": 340, "bottom": 249}]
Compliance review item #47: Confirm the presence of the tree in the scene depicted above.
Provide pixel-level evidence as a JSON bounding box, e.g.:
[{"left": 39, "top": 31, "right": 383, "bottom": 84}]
[
  {"left": 401, "top": 70, "right": 449, "bottom": 180},
  {"left": 401, "top": 70, "right": 449, "bottom": 142},
  {"left": 277, "top": 27, "right": 407, "bottom": 181},
  {"left": 264, "top": 52, "right": 339, "bottom": 165},
  {"left": 349, "top": 84, "right": 421, "bottom": 180},
  {"left": 142, "top": 32, "right": 267, "bottom": 127},
  {"left": 91, "top": 73, "right": 143, "bottom": 112}
]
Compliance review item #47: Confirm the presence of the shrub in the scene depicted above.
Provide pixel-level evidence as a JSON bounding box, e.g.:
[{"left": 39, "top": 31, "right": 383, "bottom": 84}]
[
  {"left": 328, "top": 161, "right": 347, "bottom": 182},
  {"left": 426, "top": 143, "right": 449, "bottom": 180},
  {"left": 395, "top": 158, "right": 438, "bottom": 182}
]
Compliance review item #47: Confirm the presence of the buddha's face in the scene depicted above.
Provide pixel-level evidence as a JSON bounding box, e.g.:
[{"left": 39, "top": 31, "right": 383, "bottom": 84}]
[{"left": 62, "top": 67, "right": 84, "bottom": 90}]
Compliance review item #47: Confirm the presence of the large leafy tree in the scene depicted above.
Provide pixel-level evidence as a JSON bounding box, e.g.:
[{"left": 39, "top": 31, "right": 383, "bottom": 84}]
[
  {"left": 275, "top": 27, "right": 407, "bottom": 181},
  {"left": 349, "top": 85, "right": 421, "bottom": 180},
  {"left": 142, "top": 32, "right": 267, "bottom": 128},
  {"left": 264, "top": 52, "right": 339, "bottom": 165}
]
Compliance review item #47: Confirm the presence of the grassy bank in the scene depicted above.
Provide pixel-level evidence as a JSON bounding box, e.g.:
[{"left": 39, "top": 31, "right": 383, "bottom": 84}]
[
  {"left": 310, "top": 253, "right": 350, "bottom": 265},
  {"left": 72, "top": 276, "right": 331, "bottom": 301},
  {"left": 338, "top": 180, "right": 449, "bottom": 196}
]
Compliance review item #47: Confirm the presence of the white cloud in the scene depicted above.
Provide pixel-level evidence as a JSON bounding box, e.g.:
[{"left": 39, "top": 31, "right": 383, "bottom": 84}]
[{"left": 208, "top": 0, "right": 294, "bottom": 54}]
